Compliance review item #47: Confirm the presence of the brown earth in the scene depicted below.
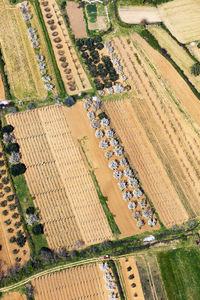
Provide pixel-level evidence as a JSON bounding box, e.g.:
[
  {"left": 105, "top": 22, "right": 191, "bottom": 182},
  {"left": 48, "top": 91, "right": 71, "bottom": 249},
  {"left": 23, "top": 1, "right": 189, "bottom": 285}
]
[
  {"left": 119, "top": 257, "right": 145, "bottom": 300},
  {"left": 7, "top": 107, "right": 112, "bottom": 251},
  {"left": 2, "top": 291, "right": 26, "bottom": 300},
  {"left": 32, "top": 263, "right": 118, "bottom": 299},
  {"left": 67, "top": 2, "right": 87, "bottom": 38},
  {"left": 105, "top": 35, "right": 200, "bottom": 226},
  {"left": 0, "top": 74, "right": 5, "bottom": 100},
  {"left": 39, "top": 0, "right": 91, "bottom": 95},
  {"left": 67, "top": 102, "right": 159, "bottom": 238}
]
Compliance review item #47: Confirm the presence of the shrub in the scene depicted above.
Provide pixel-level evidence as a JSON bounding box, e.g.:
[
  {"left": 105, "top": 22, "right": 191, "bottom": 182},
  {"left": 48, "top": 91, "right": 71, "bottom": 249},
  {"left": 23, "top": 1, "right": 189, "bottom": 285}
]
[
  {"left": 16, "top": 234, "right": 26, "bottom": 247},
  {"left": 11, "top": 163, "right": 26, "bottom": 176},
  {"left": 0, "top": 160, "right": 4, "bottom": 167},
  {"left": 2, "top": 177, "right": 9, "bottom": 184},
  {"left": 12, "top": 212, "right": 19, "bottom": 219},
  {"left": 197, "top": 43, "right": 200, "bottom": 48},
  {"left": 4, "top": 219, "right": 11, "bottom": 226},
  {"left": 9, "top": 236, "right": 16, "bottom": 243},
  {"left": 32, "top": 224, "right": 44, "bottom": 235},
  {"left": 14, "top": 222, "right": 21, "bottom": 229},
  {"left": 26, "top": 206, "right": 35, "bottom": 215},
  {"left": 7, "top": 194, "right": 14, "bottom": 201},
  {"left": 15, "top": 257, "right": 21, "bottom": 262},
  {"left": 12, "top": 249, "right": 19, "bottom": 254},
  {"left": 9, "top": 203, "right": 16, "bottom": 211},
  {"left": 4, "top": 186, "right": 11, "bottom": 193},
  {"left": 0, "top": 193, "right": 4, "bottom": 199},
  {"left": 39, "top": 247, "right": 55, "bottom": 262},
  {"left": 0, "top": 200, "right": 7, "bottom": 207},
  {"left": 0, "top": 170, "right": 6, "bottom": 175},
  {"left": 2, "top": 210, "right": 8, "bottom": 216},
  {"left": 191, "top": 63, "right": 200, "bottom": 76},
  {"left": 0, "top": 183, "right": 3, "bottom": 189},
  {"left": 7, "top": 228, "right": 14, "bottom": 233},
  {"left": 5, "top": 143, "right": 20, "bottom": 155},
  {"left": 2, "top": 125, "right": 14, "bottom": 134}
]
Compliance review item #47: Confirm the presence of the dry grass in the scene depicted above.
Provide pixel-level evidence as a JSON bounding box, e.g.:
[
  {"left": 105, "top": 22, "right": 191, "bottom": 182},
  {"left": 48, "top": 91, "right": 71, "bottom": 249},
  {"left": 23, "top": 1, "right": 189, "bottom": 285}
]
[
  {"left": 104, "top": 35, "right": 200, "bottom": 227},
  {"left": 158, "top": 0, "right": 200, "bottom": 43},
  {"left": 32, "top": 263, "right": 118, "bottom": 300},
  {"left": 7, "top": 106, "right": 112, "bottom": 250},
  {"left": 118, "top": 6, "right": 161, "bottom": 24},
  {"left": 0, "top": 75, "right": 5, "bottom": 100},
  {"left": 39, "top": 0, "right": 91, "bottom": 95},
  {"left": 148, "top": 26, "right": 200, "bottom": 92},
  {"left": 2, "top": 291, "right": 26, "bottom": 300},
  {"left": 0, "top": 0, "right": 47, "bottom": 100}
]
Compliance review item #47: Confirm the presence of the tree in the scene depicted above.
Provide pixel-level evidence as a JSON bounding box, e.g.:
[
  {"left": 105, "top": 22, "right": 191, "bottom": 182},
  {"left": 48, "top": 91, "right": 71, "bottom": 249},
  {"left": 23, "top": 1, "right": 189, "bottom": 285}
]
[
  {"left": 129, "top": 274, "right": 134, "bottom": 279},
  {"left": 32, "top": 224, "right": 44, "bottom": 235},
  {"left": 11, "top": 163, "right": 26, "bottom": 176},
  {"left": 5, "top": 143, "right": 20, "bottom": 155},
  {"left": 16, "top": 234, "right": 26, "bottom": 247},
  {"left": 26, "top": 206, "right": 35, "bottom": 215},
  {"left": 191, "top": 63, "right": 200, "bottom": 76},
  {"left": 64, "top": 96, "right": 76, "bottom": 107},
  {"left": 9, "top": 152, "right": 21, "bottom": 164},
  {"left": 2, "top": 125, "right": 14, "bottom": 134}
]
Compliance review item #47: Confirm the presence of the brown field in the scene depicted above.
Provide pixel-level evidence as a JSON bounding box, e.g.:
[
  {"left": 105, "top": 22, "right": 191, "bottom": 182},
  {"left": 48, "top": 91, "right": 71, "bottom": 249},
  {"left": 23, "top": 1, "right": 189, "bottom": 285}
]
[
  {"left": 0, "top": 74, "right": 5, "bottom": 100},
  {"left": 158, "top": 0, "right": 200, "bottom": 43},
  {"left": 67, "top": 102, "right": 159, "bottom": 238},
  {"left": 119, "top": 257, "right": 145, "bottom": 299},
  {"left": 104, "top": 34, "right": 200, "bottom": 227},
  {"left": 118, "top": 6, "right": 161, "bottom": 24},
  {"left": 2, "top": 291, "right": 26, "bottom": 300},
  {"left": 0, "top": 146, "right": 30, "bottom": 272},
  {"left": 7, "top": 106, "right": 112, "bottom": 250},
  {"left": 148, "top": 26, "right": 200, "bottom": 93},
  {"left": 0, "top": 0, "right": 47, "bottom": 100},
  {"left": 67, "top": 2, "right": 87, "bottom": 38},
  {"left": 32, "top": 263, "right": 118, "bottom": 299},
  {"left": 39, "top": 0, "right": 91, "bottom": 95}
]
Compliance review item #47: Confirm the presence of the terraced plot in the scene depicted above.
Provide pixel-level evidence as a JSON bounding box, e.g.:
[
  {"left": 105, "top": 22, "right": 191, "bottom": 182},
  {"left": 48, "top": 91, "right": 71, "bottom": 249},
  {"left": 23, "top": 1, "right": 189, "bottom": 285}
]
[{"left": 7, "top": 106, "right": 112, "bottom": 250}]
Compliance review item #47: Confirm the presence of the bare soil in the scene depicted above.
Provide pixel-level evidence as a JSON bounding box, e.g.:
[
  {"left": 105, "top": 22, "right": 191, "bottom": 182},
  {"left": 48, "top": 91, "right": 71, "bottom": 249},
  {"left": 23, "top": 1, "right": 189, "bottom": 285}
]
[
  {"left": 119, "top": 6, "right": 161, "bottom": 24},
  {"left": 67, "top": 2, "right": 87, "bottom": 38},
  {"left": 2, "top": 291, "right": 26, "bottom": 300}
]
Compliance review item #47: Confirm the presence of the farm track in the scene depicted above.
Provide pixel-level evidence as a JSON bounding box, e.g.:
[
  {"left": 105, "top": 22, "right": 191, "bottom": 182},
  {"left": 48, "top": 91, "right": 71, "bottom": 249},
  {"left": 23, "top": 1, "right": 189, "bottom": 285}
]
[
  {"left": 105, "top": 35, "right": 200, "bottom": 226},
  {"left": 7, "top": 107, "right": 112, "bottom": 250}
]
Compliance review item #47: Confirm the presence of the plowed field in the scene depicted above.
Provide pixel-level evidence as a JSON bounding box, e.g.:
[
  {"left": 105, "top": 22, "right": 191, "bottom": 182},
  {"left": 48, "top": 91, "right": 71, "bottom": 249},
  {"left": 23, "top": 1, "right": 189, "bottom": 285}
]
[
  {"left": 104, "top": 34, "right": 200, "bottom": 227},
  {"left": 7, "top": 106, "right": 112, "bottom": 250},
  {"left": 32, "top": 263, "right": 118, "bottom": 299}
]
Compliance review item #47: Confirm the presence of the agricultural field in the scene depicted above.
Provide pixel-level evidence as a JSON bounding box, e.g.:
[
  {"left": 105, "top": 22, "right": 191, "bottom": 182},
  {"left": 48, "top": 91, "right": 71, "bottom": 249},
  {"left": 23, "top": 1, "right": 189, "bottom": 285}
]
[
  {"left": 32, "top": 262, "right": 119, "bottom": 299},
  {"left": 66, "top": 2, "right": 87, "bottom": 39},
  {"left": 188, "top": 43, "right": 200, "bottom": 62},
  {"left": 157, "top": 247, "right": 200, "bottom": 300},
  {"left": 136, "top": 254, "right": 167, "bottom": 300},
  {"left": 85, "top": 3, "right": 109, "bottom": 32},
  {"left": 119, "top": 257, "right": 145, "bottom": 299},
  {"left": 39, "top": 0, "right": 91, "bottom": 95},
  {"left": 118, "top": 6, "right": 161, "bottom": 24},
  {"left": 0, "top": 74, "right": 5, "bottom": 100},
  {"left": 67, "top": 101, "right": 159, "bottom": 237},
  {"left": 0, "top": 145, "right": 30, "bottom": 272},
  {"left": 2, "top": 291, "right": 26, "bottom": 300},
  {"left": 0, "top": 0, "right": 47, "bottom": 100},
  {"left": 6, "top": 106, "right": 113, "bottom": 250},
  {"left": 104, "top": 34, "right": 200, "bottom": 227},
  {"left": 158, "top": 0, "right": 200, "bottom": 43},
  {"left": 148, "top": 26, "right": 200, "bottom": 93}
]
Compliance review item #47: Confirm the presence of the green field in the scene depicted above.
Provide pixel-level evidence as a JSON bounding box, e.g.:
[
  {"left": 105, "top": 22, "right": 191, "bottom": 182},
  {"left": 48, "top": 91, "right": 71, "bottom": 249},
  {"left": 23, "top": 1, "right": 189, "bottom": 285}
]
[
  {"left": 86, "top": 4, "right": 97, "bottom": 23},
  {"left": 158, "top": 247, "right": 200, "bottom": 300}
]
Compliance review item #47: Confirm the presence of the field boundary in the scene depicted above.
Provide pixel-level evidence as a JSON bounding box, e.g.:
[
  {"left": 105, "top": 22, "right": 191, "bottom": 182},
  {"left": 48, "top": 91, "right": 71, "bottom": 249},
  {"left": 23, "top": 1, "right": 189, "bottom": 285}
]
[{"left": 0, "top": 48, "right": 12, "bottom": 100}]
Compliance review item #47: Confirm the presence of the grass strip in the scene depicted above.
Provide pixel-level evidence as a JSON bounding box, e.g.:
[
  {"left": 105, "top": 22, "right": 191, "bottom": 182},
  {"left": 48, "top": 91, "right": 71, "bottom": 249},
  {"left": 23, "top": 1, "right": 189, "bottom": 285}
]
[
  {"left": 108, "top": 260, "right": 125, "bottom": 300},
  {"left": 0, "top": 48, "right": 12, "bottom": 100}
]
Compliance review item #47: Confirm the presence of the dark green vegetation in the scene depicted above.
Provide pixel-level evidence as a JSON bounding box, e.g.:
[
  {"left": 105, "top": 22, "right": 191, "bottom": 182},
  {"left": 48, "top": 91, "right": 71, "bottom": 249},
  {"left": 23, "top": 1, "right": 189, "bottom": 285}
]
[
  {"left": 109, "top": 260, "right": 125, "bottom": 300},
  {"left": 76, "top": 37, "right": 120, "bottom": 90},
  {"left": 0, "top": 48, "right": 12, "bottom": 99},
  {"left": 191, "top": 63, "right": 200, "bottom": 77},
  {"left": 86, "top": 4, "right": 97, "bottom": 23},
  {"left": 158, "top": 247, "right": 200, "bottom": 300},
  {"left": 10, "top": 163, "right": 26, "bottom": 177}
]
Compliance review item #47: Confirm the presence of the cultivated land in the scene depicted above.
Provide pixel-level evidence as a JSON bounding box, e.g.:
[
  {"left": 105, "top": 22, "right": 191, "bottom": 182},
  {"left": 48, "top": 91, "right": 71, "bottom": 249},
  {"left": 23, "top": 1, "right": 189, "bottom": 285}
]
[
  {"left": 67, "top": 102, "right": 159, "bottom": 237},
  {"left": 119, "top": 256, "right": 145, "bottom": 299},
  {"left": 158, "top": 0, "right": 200, "bottom": 43},
  {"left": 6, "top": 106, "right": 113, "bottom": 250},
  {"left": 2, "top": 291, "right": 26, "bottom": 300},
  {"left": 0, "top": 0, "right": 47, "bottom": 100},
  {"left": 158, "top": 247, "right": 200, "bottom": 300},
  {"left": 188, "top": 43, "right": 200, "bottom": 62},
  {"left": 66, "top": 2, "right": 87, "bottom": 39},
  {"left": 86, "top": 3, "right": 108, "bottom": 32},
  {"left": 118, "top": 6, "right": 161, "bottom": 24},
  {"left": 0, "top": 75, "right": 5, "bottom": 100},
  {"left": 32, "top": 262, "right": 118, "bottom": 299},
  {"left": 0, "top": 146, "right": 30, "bottom": 271},
  {"left": 148, "top": 26, "right": 200, "bottom": 93},
  {"left": 39, "top": 0, "right": 91, "bottom": 95},
  {"left": 104, "top": 34, "right": 200, "bottom": 227}
]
